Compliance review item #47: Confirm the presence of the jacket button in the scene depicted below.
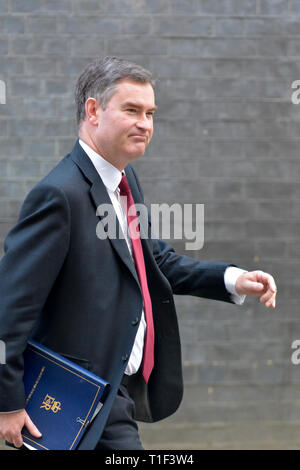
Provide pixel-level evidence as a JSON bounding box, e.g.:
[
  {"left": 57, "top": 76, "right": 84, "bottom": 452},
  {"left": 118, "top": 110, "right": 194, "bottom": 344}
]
[
  {"left": 122, "top": 354, "right": 129, "bottom": 362},
  {"left": 131, "top": 317, "right": 139, "bottom": 326}
]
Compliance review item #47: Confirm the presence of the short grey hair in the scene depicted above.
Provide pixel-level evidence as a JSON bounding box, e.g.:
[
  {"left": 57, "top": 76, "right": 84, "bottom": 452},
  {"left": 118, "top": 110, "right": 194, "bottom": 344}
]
[{"left": 75, "top": 56, "right": 155, "bottom": 126}]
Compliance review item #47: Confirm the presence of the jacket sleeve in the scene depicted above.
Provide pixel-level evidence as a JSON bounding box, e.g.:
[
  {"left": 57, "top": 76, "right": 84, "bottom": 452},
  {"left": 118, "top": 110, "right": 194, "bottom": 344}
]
[{"left": 0, "top": 183, "right": 70, "bottom": 412}]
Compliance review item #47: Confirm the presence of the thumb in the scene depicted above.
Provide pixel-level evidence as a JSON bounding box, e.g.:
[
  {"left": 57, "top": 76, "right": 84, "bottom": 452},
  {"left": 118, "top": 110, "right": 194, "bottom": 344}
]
[
  {"left": 250, "top": 281, "right": 264, "bottom": 290},
  {"left": 24, "top": 413, "right": 42, "bottom": 438},
  {"left": 245, "top": 279, "right": 265, "bottom": 293}
]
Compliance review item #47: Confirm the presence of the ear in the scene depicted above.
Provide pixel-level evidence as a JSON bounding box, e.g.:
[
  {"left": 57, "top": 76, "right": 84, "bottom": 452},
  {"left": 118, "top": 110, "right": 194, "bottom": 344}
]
[{"left": 84, "top": 98, "right": 102, "bottom": 126}]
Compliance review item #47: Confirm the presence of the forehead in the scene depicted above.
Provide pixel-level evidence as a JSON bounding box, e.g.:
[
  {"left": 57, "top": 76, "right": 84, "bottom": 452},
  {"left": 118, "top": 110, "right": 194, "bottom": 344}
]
[{"left": 109, "top": 79, "right": 156, "bottom": 107}]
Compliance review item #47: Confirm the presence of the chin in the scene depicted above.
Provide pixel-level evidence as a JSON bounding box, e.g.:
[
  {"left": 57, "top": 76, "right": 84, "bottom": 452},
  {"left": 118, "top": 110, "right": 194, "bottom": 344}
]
[{"left": 127, "top": 146, "right": 147, "bottom": 161}]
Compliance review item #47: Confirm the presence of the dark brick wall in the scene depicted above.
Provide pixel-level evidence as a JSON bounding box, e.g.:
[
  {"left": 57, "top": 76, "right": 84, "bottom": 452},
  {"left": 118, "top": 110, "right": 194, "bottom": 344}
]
[{"left": 1, "top": 0, "right": 300, "bottom": 449}]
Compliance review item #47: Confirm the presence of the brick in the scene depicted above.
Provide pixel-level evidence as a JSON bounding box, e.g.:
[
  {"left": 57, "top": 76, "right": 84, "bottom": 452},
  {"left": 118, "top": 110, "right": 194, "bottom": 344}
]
[
  {"left": 0, "top": 0, "right": 8, "bottom": 12},
  {"left": 70, "top": 0, "right": 109, "bottom": 12},
  {"left": 0, "top": 97, "right": 24, "bottom": 118},
  {"left": 215, "top": 18, "right": 244, "bottom": 36},
  {"left": 245, "top": 181, "right": 300, "bottom": 200},
  {"left": 150, "top": 57, "right": 213, "bottom": 79},
  {"left": 44, "top": 79, "right": 71, "bottom": 96},
  {"left": 0, "top": 58, "right": 24, "bottom": 75},
  {"left": 56, "top": 58, "right": 90, "bottom": 76},
  {"left": 0, "top": 138, "right": 23, "bottom": 157},
  {"left": 121, "top": 17, "right": 151, "bottom": 35},
  {"left": 0, "top": 16, "right": 25, "bottom": 33},
  {"left": 24, "top": 58, "right": 57, "bottom": 76},
  {"left": 157, "top": 78, "right": 200, "bottom": 100},
  {"left": 242, "top": 58, "right": 300, "bottom": 78},
  {"left": 171, "top": 0, "right": 199, "bottom": 14},
  {"left": 57, "top": 138, "right": 77, "bottom": 157},
  {"left": 57, "top": 16, "right": 121, "bottom": 35},
  {"left": 204, "top": 201, "right": 256, "bottom": 220},
  {"left": 153, "top": 16, "right": 212, "bottom": 37},
  {"left": 245, "top": 18, "right": 285, "bottom": 36},
  {"left": 24, "top": 98, "right": 58, "bottom": 119},
  {"left": 0, "top": 121, "right": 7, "bottom": 137},
  {"left": 23, "top": 139, "right": 55, "bottom": 158},
  {"left": 0, "top": 160, "right": 8, "bottom": 177},
  {"left": 257, "top": 37, "right": 288, "bottom": 56},
  {"left": 146, "top": 137, "right": 211, "bottom": 160},
  {"left": 0, "top": 38, "right": 8, "bottom": 56},
  {"left": 259, "top": 0, "right": 288, "bottom": 15},
  {"left": 213, "top": 180, "right": 244, "bottom": 200},
  {"left": 285, "top": 18, "right": 300, "bottom": 36},
  {"left": 154, "top": 118, "right": 199, "bottom": 139},
  {"left": 8, "top": 159, "right": 42, "bottom": 177},
  {"left": 200, "top": 38, "right": 257, "bottom": 58},
  {"left": 12, "top": 36, "right": 71, "bottom": 56},
  {"left": 290, "top": 0, "right": 300, "bottom": 13},
  {"left": 26, "top": 16, "right": 58, "bottom": 34},
  {"left": 10, "top": 77, "right": 43, "bottom": 97},
  {"left": 213, "top": 59, "right": 242, "bottom": 77},
  {"left": 200, "top": 240, "right": 255, "bottom": 260},
  {"left": 8, "top": 119, "right": 45, "bottom": 138},
  {"left": 288, "top": 39, "right": 300, "bottom": 56},
  {"left": 44, "top": 120, "right": 75, "bottom": 137},
  {"left": 11, "top": 0, "right": 72, "bottom": 13},
  {"left": 70, "top": 37, "right": 106, "bottom": 57},
  {"left": 211, "top": 141, "right": 244, "bottom": 159},
  {"left": 199, "top": 0, "right": 256, "bottom": 15},
  {"left": 107, "top": 36, "right": 167, "bottom": 56},
  {"left": 254, "top": 241, "right": 289, "bottom": 259},
  {"left": 0, "top": 180, "right": 26, "bottom": 198},
  {"left": 107, "top": 0, "right": 170, "bottom": 14}
]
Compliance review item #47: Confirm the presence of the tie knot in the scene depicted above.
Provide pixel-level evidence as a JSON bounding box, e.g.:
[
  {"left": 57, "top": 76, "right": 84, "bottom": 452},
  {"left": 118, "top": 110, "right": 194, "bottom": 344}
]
[{"left": 118, "top": 174, "right": 130, "bottom": 196}]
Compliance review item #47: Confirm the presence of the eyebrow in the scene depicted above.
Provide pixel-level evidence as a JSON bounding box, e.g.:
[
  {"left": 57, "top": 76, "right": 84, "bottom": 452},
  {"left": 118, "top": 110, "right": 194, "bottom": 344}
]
[{"left": 121, "top": 101, "right": 158, "bottom": 112}]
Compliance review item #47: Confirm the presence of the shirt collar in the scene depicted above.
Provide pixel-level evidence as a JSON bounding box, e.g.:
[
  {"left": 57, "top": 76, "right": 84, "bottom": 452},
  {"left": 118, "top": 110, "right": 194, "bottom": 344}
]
[{"left": 79, "top": 139, "right": 123, "bottom": 192}]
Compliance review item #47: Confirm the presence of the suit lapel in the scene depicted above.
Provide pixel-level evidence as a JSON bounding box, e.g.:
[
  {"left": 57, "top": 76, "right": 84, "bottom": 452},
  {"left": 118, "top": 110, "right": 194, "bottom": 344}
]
[{"left": 70, "top": 140, "right": 140, "bottom": 287}]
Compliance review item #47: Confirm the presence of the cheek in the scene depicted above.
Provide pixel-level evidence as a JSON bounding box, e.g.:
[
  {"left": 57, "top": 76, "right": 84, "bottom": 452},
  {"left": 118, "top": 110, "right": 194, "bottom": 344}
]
[{"left": 148, "top": 125, "right": 154, "bottom": 140}]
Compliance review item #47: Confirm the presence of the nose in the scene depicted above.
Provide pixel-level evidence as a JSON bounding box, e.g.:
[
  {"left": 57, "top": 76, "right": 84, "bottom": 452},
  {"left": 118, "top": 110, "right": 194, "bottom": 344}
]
[{"left": 136, "top": 114, "right": 152, "bottom": 131}]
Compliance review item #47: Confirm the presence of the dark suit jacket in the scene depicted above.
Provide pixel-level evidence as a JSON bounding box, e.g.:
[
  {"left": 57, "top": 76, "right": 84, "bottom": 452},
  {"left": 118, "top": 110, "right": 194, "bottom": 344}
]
[{"left": 0, "top": 140, "right": 234, "bottom": 449}]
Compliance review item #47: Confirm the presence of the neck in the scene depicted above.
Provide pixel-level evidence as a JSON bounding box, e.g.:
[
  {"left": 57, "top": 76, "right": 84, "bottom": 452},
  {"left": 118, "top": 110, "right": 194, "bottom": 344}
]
[{"left": 78, "top": 129, "right": 126, "bottom": 172}]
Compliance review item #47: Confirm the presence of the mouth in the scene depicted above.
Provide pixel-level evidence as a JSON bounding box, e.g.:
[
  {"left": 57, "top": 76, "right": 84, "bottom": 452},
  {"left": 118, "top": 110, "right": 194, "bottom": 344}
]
[{"left": 129, "top": 134, "right": 147, "bottom": 141}]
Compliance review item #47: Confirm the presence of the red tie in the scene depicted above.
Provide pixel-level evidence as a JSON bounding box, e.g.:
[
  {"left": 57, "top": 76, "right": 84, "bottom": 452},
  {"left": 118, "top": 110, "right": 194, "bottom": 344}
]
[{"left": 118, "top": 174, "right": 154, "bottom": 383}]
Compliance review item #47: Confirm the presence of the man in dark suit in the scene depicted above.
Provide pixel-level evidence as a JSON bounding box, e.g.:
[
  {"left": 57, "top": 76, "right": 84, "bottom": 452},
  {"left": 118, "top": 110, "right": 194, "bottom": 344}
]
[{"left": 0, "top": 57, "right": 277, "bottom": 450}]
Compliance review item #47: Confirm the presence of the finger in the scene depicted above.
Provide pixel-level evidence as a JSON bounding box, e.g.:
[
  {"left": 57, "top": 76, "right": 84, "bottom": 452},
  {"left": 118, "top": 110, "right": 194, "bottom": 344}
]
[
  {"left": 10, "top": 431, "right": 23, "bottom": 448},
  {"left": 25, "top": 413, "right": 42, "bottom": 438},
  {"left": 260, "top": 290, "right": 272, "bottom": 303},
  {"left": 260, "top": 273, "right": 277, "bottom": 293},
  {"left": 264, "top": 292, "right": 276, "bottom": 308},
  {"left": 245, "top": 280, "right": 265, "bottom": 293},
  {"left": 260, "top": 283, "right": 277, "bottom": 303}
]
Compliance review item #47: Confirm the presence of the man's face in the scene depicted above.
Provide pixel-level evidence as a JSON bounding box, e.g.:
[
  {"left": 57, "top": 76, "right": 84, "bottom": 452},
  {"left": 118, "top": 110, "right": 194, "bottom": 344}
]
[{"left": 92, "top": 79, "right": 156, "bottom": 169}]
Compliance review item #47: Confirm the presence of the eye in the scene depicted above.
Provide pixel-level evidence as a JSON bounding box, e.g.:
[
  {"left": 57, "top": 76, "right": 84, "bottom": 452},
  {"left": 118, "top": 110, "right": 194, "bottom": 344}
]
[{"left": 126, "top": 108, "right": 137, "bottom": 114}]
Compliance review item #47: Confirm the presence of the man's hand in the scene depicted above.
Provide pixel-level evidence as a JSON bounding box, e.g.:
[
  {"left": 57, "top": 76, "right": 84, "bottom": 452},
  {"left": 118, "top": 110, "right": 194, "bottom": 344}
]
[
  {"left": 0, "top": 409, "right": 42, "bottom": 448},
  {"left": 235, "top": 270, "right": 277, "bottom": 308}
]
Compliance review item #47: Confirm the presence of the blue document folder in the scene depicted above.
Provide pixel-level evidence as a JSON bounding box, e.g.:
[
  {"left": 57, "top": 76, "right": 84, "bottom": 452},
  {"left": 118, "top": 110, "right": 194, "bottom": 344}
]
[{"left": 21, "top": 340, "right": 110, "bottom": 450}]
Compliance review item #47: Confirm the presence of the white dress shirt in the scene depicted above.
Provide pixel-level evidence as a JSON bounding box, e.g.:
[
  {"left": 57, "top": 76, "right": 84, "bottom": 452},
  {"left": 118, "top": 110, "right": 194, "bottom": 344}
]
[{"left": 79, "top": 139, "right": 246, "bottom": 376}]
